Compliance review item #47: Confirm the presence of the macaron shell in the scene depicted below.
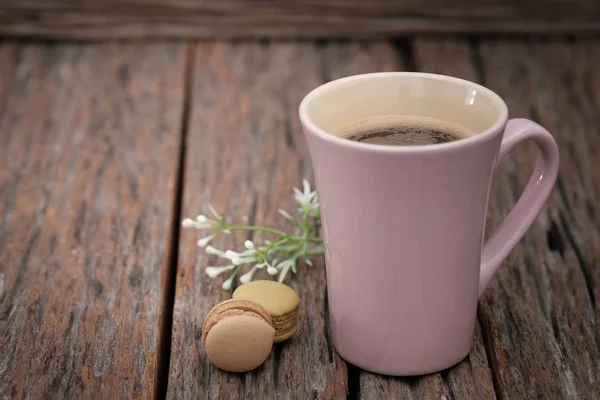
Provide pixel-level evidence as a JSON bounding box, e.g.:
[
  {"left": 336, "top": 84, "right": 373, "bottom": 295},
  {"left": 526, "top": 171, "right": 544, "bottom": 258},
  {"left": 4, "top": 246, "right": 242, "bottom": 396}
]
[
  {"left": 202, "top": 298, "right": 272, "bottom": 334},
  {"left": 232, "top": 280, "right": 300, "bottom": 316},
  {"left": 202, "top": 308, "right": 269, "bottom": 344},
  {"left": 204, "top": 314, "right": 275, "bottom": 373},
  {"left": 233, "top": 281, "right": 300, "bottom": 343}
]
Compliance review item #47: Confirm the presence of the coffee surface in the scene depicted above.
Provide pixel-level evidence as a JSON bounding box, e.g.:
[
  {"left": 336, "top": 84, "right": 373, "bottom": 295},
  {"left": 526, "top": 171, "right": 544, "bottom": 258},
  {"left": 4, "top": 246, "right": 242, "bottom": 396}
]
[{"left": 336, "top": 116, "right": 476, "bottom": 146}]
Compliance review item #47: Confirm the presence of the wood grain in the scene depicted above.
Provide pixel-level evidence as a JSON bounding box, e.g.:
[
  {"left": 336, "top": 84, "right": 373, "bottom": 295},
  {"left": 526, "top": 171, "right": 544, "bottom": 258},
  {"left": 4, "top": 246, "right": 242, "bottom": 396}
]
[
  {"left": 2, "top": 36, "right": 599, "bottom": 399},
  {"left": 478, "top": 38, "right": 600, "bottom": 399},
  {"left": 0, "top": 41, "right": 185, "bottom": 398},
  {"left": 2, "top": 0, "right": 600, "bottom": 40},
  {"left": 167, "top": 40, "right": 349, "bottom": 399},
  {"left": 413, "top": 37, "right": 600, "bottom": 399}
]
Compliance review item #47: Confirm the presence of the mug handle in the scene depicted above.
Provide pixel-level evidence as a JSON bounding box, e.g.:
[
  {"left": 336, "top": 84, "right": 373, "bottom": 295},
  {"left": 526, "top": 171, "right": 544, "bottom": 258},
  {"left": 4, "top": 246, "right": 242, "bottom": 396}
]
[{"left": 479, "top": 118, "right": 559, "bottom": 297}]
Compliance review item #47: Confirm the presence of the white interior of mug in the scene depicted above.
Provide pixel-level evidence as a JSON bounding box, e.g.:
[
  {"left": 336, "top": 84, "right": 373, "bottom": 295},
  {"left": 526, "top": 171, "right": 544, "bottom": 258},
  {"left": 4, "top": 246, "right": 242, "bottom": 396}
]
[{"left": 300, "top": 72, "right": 508, "bottom": 141}]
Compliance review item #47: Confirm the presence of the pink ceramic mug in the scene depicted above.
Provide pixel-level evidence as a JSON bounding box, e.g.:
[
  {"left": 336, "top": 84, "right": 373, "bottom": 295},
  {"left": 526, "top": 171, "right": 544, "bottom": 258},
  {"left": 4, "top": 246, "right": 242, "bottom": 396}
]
[{"left": 299, "top": 73, "right": 559, "bottom": 375}]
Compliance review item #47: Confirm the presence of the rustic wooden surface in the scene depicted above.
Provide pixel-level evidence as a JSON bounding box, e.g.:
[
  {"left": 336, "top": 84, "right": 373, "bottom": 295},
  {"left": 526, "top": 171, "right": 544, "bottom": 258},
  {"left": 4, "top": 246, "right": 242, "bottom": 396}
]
[
  {"left": 477, "top": 39, "right": 600, "bottom": 399},
  {"left": 1, "top": 36, "right": 600, "bottom": 399},
  {"left": 2, "top": 0, "right": 600, "bottom": 40},
  {"left": 0, "top": 42, "right": 185, "bottom": 398}
]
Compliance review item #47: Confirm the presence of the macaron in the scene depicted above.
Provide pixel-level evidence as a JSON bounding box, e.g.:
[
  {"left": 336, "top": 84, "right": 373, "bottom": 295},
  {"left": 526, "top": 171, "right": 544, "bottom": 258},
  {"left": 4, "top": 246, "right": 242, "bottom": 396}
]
[
  {"left": 202, "top": 299, "right": 275, "bottom": 372},
  {"left": 232, "top": 280, "right": 300, "bottom": 343}
]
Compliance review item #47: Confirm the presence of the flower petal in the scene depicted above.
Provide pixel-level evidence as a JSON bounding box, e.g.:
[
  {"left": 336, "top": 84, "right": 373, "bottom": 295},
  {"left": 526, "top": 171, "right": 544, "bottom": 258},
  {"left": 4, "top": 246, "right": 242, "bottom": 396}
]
[
  {"left": 303, "top": 179, "right": 311, "bottom": 195},
  {"left": 197, "top": 234, "right": 216, "bottom": 248},
  {"left": 222, "top": 275, "right": 234, "bottom": 290},
  {"left": 278, "top": 208, "right": 294, "bottom": 220},
  {"left": 205, "top": 265, "right": 235, "bottom": 278},
  {"left": 239, "top": 267, "right": 257, "bottom": 284},
  {"left": 225, "top": 250, "right": 239, "bottom": 259},
  {"left": 181, "top": 218, "right": 196, "bottom": 228},
  {"left": 205, "top": 245, "right": 223, "bottom": 256},
  {"left": 278, "top": 264, "right": 291, "bottom": 283},
  {"left": 208, "top": 204, "right": 221, "bottom": 219},
  {"left": 231, "top": 256, "right": 242, "bottom": 266},
  {"left": 293, "top": 187, "right": 303, "bottom": 199}
]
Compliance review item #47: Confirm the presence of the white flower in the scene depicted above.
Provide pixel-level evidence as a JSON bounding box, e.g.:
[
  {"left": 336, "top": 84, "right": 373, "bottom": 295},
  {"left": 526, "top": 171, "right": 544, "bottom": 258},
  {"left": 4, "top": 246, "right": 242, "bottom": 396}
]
[
  {"left": 222, "top": 274, "right": 235, "bottom": 290},
  {"left": 237, "top": 256, "right": 258, "bottom": 265},
  {"left": 197, "top": 234, "right": 216, "bottom": 248},
  {"left": 186, "top": 180, "right": 323, "bottom": 289},
  {"left": 293, "top": 179, "right": 319, "bottom": 215},
  {"left": 239, "top": 267, "right": 257, "bottom": 284},
  {"left": 278, "top": 208, "right": 294, "bottom": 220},
  {"left": 205, "top": 265, "right": 235, "bottom": 278},
  {"left": 224, "top": 250, "right": 241, "bottom": 265},
  {"left": 224, "top": 250, "right": 237, "bottom": 258},
  {"left": 265, "top": 258, "right": 280, "bottom": 275},
  {"left": 208, "top": 204, "right": 221, "bottom": 219},
  {"left": 182, "top": 218, "right": 211, "bottom": 230},
  {"left": 224, "top": 249, "right": 257, "bottom": 266},
  {"left": 276, "top": 259, "right": 295, "bottom": 283},
  {"left": 205, "top": 245, "right": 226, "bottom": 257},
  {"left": 181, "top": 214, "right": 218, "bottom": 230},
  {"left": 181, "top": 218, "right": 194, "bottom": 228}
]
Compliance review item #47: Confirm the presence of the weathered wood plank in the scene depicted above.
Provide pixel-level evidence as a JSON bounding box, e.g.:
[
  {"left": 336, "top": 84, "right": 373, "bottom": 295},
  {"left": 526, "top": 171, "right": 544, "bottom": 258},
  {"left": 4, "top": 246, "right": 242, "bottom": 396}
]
[
  {"left": 0, "top": 42, "right": 185, "bottom": 398},
  {"left": 475, "top": 38, "right": 600, "bottom": 399},
  {"left": 2, "top": 0, "right": 600, "bottom": 40},
  {"left": 413, "top": 37, "right": 600, "bottom": 398},
  {"left": 535, "top": 41, "right": 600, "bottom": 332},
  {"left": 339, "top": 38, "right": 496, "bottom": 400},
  {"left": 167, "top": 41, "right": 348, "bottom": 399}
]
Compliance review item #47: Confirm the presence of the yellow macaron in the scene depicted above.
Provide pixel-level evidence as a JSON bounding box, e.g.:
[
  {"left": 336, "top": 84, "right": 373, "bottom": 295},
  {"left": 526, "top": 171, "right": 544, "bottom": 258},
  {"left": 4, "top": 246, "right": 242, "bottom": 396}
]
[{"left": 232, "top": 280, "right": 300, "bottom": 343}]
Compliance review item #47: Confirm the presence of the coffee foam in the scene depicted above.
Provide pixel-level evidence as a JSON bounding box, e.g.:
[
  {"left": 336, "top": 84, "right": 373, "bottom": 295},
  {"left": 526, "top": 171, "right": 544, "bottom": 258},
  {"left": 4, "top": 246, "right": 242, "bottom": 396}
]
[{"left": 334, "top": 116, "right": 476, "bottom": 146}]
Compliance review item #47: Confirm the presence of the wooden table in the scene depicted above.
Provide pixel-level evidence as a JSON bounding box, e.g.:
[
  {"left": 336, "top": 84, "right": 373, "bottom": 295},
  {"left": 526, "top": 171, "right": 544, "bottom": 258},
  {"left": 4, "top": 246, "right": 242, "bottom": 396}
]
[{"left": 1, "top": 37, "right": 599, "bottom": 399}]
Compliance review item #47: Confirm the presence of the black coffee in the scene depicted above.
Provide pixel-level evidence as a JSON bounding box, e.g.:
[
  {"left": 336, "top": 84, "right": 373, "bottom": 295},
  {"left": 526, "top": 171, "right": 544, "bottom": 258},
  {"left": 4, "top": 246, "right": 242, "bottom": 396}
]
[{"left": 336, "top": 116, "right": 475, "bottom": 146}]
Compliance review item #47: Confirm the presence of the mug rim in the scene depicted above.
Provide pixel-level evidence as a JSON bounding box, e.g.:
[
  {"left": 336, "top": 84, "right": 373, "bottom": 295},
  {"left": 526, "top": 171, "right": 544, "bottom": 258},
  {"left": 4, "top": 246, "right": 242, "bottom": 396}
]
[{"left": 299, "top": 72, "right": 509, "bottom": 153}]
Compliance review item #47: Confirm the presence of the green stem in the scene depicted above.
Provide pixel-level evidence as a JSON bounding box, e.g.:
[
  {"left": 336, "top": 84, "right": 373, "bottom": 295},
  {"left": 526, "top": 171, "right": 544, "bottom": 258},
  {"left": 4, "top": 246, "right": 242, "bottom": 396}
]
[
  {"left": 227, "top": 225, "right": 288, "bottom": 236},
  {"left": 224, "top": 264, "right": 243, "bottom": 288},
  {"left": 264, "top": 237, "right": 288, "bottom": 254},
  {"left": 288, "top": 249, "right": 305, "bottom": 264},
  {"left": 264, "top": 238, "right": 288, "bottom": 257},
  {"left": 225, "top": 225, "right": 322, "bottom": 243},
  {"left": 277, "top": 244, "right": 302, "bottom": 252}
]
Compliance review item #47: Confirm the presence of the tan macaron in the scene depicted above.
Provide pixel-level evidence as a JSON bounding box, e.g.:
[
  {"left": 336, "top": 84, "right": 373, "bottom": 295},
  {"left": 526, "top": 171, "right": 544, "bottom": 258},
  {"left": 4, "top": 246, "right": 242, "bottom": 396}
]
[
  {"left": 232, "top": 280, "right": 300, "bottom": 343},
  {"left": 202, "top": 299, "right": 275, "bottom": 372}
]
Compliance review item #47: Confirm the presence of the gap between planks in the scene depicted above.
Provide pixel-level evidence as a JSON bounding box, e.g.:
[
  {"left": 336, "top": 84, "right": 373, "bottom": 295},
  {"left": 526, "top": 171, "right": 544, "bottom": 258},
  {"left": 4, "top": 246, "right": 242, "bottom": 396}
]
[{"left": 155, "top": 42, "right": 196, "bottom": 400}]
